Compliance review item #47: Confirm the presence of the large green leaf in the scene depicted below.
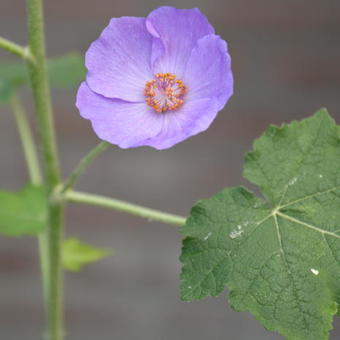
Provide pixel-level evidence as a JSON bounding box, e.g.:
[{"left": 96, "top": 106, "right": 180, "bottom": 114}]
[
  {"left": 0, "top": 184, "right": 48, "bottom": 236},
  {"left": 0, "top": 53, "right": 85, "bottom": 102},
  {"left": 180, "top": 109, "right": 340, "bottom": 340},
  {"left": 62, "top": 237, "right": 111, "bottom": 272}
]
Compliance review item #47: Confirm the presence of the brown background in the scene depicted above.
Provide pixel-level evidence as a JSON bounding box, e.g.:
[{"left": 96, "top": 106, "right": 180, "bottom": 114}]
[{"left": 0, "top": 0, "right": 340, "bottom": 339}]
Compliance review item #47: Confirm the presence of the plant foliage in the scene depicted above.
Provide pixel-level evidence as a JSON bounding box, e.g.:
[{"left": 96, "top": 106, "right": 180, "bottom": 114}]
[{"left": 181, "top": 110, "right": 340, "bottom": 340}]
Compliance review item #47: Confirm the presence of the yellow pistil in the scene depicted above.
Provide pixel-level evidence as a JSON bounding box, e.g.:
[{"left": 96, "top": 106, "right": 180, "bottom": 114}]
[{"left": 144, "top": 73, "right": 187, "bottom": 113}]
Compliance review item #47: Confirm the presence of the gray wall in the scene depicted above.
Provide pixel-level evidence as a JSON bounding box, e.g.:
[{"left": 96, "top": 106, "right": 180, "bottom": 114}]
[{"left": 0, "top": 0, "right": 339, "bottom": 339}]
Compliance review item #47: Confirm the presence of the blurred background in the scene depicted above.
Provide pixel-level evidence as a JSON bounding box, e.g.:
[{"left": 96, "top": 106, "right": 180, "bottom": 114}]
[{"left": 0, "top": 0, "right": 340, "bottom": 339}]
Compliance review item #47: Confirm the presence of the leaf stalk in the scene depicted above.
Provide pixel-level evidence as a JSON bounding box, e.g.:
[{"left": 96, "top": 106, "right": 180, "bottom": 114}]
[{"left": 64, "top": 190, "right": 186, "bottom": 226}]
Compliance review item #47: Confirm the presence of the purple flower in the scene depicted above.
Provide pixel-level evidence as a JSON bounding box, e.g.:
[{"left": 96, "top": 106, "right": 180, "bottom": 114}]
[{"left": 76, "top": 6, "right": 233, "bottom": 149}]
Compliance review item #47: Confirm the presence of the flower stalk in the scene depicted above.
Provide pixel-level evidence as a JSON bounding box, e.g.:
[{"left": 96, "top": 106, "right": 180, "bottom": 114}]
[{"left": 60, "top": 141, "right": 109, "bottom": 193}]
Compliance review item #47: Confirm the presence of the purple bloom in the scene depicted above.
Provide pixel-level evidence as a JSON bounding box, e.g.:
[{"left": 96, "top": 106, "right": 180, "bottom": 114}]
[{"left": 76, "top": 6, "right": 233, "bottom": 149}]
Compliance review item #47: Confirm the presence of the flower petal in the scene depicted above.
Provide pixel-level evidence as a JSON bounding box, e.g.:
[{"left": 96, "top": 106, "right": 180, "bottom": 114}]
[
  {"left": 146, "top": 7, "right": 214, "bottom": 78},
  {"left": 76, "top": 82, "right": 163, "bottom": 148},
  {"left": 85, "top": 17, "right": 153, "bottom": 102},
  {"left": 138, "top": 98, "right": 220, "bottom": 150},
  {"left": 184, "top": 34, "right": 233, "bottom": 110}
]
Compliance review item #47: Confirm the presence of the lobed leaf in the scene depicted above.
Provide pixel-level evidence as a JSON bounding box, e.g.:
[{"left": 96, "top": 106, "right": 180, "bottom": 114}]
[
  {"left": 62, "top": 237, "right": 111, "bottom": 272},
  {"left": 0, "top": 184, "right": 48, "bottom": 236},
  {"left": 180, "top": 109, "right": 340, "bottom": 340}
]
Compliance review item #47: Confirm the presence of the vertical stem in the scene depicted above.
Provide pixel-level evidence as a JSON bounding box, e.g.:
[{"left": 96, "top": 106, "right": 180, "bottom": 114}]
[
  {"left": 26, "top": 0, "right": 59, "bottom": 187},
  {"left": 38, "top": 231, "right": 50, "bottom": 310},
  {"left": 9, "top": 94, "right": 49, "bottom": 304},
  {"left": 26, "top": 0, "right": 64, "bottom": 339},
  {"left": 10, "top": 94, "right": 42, "bottom": 185},
  {"left": 46, "top": 202, "right": 64, "bottom": 340}
]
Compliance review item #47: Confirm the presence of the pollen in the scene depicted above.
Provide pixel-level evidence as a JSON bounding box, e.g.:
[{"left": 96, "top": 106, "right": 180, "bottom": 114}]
[{"left": 144, "top": 73, "right": 187, "bottom": 113}]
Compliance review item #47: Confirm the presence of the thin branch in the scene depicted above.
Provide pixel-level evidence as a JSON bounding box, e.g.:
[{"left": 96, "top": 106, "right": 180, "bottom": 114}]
[
  {"left": 60, "top": 141, "right": 109, "bottom": 193},
  {"left": 0, "top": 36, "right": 34, "bottom": 62}
]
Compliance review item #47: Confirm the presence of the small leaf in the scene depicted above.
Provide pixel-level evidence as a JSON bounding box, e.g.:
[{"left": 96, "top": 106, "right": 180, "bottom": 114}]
[
  {"left": 181, "top": 109, "right": 340, "bottom": 340},
  {"left": 0, "top": 184, "right": 48, "bottom": 236},
  {"left": 62, "top": 237, "right": 111, "bottom": 272},
  {"left": 0, "top": 53, "right": 85, "bottom": 103}
]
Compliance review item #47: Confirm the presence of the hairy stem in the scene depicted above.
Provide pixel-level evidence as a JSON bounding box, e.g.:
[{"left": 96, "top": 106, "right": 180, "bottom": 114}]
[
  {"left": 0, "top": 36, "right": 34, "bottom": 62},
  {"left": 61, "top": 141, "right": 109, "bottom": 193},
  {"left": 26, "top": 0, "right": 64, "bottom": 339},
  {"left": 64, "top": 190, "right": 187, "bottom": 226},
  {"left": 9, "top": 93, "right": 49, "bottom": 305},
  {"left": 26, "top": 0, "right": 60, "bottom": 187}
]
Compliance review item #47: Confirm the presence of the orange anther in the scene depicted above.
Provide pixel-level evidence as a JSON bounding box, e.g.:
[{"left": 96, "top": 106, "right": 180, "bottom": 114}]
[{"left": 144, "top": 73, "right": 187, "bottom": 113}]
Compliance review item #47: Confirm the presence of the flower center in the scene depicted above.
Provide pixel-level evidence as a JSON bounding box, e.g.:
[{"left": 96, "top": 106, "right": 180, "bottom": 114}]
[{"left": 144, "top": 73, "right": 187, "bottom": 113}]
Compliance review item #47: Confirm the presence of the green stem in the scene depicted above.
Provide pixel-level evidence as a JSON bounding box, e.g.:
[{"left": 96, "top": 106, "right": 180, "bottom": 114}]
[
  {"left": 0, "top": 36, "right": 34, "bottom": 62},
  {"left": 64, "top": 190, "right": 186, "bottom": 226},
  {"left": 38, "top": 232, "right": 50, "bottom": 310},
  {"left": 9, "top": 93, "right": 49, "bottom": 305},
  {"left": 26, "top": 0, "right": 60, "bottom": 188},
  {"left": 10, "top": 94, "right": 42, "bottom": 184},
  {"left": 46, "top": 202, "right": 64, "bottom": 340},
  {"left": 61, "top": 141, "right": 109, "bottom": 193},
  {"left": 26, "top": 0, "right": 64, "bottom": 339}
]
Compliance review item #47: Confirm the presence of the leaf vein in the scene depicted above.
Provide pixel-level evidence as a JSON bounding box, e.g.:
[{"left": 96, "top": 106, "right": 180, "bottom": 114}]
[
  {"left": 274, "top": 214, "right": 309, "bottom": 330},
  {"left": 277, "top": 212, "right": 340, "bottom": 239},
  {"left": 279, "top": 185, "right": 340, "bottom": 210}
]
